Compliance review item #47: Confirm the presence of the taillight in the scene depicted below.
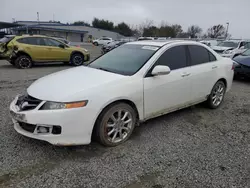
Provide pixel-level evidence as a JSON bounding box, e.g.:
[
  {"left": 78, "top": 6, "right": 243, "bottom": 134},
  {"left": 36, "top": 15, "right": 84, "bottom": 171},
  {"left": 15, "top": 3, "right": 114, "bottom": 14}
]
[{"left": 232, "top": 61, "right": 239, "bottom": 70}]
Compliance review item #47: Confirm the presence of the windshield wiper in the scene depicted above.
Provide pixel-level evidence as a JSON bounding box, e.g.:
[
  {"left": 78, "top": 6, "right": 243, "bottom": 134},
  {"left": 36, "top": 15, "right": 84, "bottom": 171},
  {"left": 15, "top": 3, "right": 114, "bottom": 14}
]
[{"left": 94, "top": 67, "right": 113, "bottom": 73}]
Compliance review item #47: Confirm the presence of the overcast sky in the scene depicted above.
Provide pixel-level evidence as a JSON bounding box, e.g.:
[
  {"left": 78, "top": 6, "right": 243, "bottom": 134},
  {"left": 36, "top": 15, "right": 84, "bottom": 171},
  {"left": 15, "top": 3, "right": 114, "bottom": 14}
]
[{"left": 1, "top": 0, "right": 250, "bottom": 38}]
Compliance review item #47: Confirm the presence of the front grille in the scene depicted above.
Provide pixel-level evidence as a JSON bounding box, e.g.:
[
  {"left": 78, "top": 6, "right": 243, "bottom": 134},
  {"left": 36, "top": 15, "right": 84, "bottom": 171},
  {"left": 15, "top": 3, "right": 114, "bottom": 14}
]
[
  {"left": 19, "top": 122, "right": 36, "bottom": 133},
  {"left": 16, "top": 95, "right": 42, "bottom": 111}
]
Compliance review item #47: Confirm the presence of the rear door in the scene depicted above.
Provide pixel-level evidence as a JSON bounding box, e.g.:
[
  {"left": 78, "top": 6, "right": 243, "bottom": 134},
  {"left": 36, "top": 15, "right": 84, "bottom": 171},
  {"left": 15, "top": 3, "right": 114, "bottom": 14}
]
[
  {"left": 17, "top": 37, "right": 47, "bottom": 61},
  {"left": 43, "top": 38, "right": 70, "bottom": 61},
  {"left": 188, "top": 45, "right": 218, "bottom": 102}
]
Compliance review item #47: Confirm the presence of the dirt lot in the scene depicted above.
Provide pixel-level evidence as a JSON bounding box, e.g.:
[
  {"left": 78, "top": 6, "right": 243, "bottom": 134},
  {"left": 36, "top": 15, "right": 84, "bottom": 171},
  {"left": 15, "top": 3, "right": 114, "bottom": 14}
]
[{"left": 0, "top": 46, "right": 250, "bottom": 188}]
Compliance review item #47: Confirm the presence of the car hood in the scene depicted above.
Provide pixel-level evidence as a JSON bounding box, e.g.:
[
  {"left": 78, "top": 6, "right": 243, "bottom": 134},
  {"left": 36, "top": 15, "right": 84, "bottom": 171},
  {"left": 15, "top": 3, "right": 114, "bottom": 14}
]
[
  {"left": 212, "top": 46, "right": 234, "bottom": 51},
  {"left": 27, "top": 66, "right": 125, "bottom": 102},
  {"left": 233, "top": 55, "right": 250, "bottom": 67}
]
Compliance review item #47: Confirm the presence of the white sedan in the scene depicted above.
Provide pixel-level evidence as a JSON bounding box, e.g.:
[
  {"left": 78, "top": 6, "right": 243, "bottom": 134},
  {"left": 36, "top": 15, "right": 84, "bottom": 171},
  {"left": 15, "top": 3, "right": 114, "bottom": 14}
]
[{"left": 10, "top": 40, "right": 234, "bottom": 147}]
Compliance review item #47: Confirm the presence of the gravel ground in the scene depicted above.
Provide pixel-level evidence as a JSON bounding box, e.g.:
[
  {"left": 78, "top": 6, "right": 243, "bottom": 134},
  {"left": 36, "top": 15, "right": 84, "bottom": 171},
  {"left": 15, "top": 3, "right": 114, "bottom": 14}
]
[{"left": 0, "top": 47, "right": 250, "bottom": 188}]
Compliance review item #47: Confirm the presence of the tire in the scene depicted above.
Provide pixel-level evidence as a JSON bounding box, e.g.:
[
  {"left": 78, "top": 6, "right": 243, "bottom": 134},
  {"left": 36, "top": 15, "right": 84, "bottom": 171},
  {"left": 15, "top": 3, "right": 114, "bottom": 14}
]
[
  {"left": 15, "top": 55, "right": 32, "bottom": 69},
  {"left": 207, "top": 81, "right": 226, "bottom": 109},
  {"left": 70, "top": 53, "right": 84, "bottom": 66},
  {"left": 95, "top": 103, "right": 137, "bottom": 147},
  {"left": 93, "top": 42, "right": 98, "bottom": 46}
]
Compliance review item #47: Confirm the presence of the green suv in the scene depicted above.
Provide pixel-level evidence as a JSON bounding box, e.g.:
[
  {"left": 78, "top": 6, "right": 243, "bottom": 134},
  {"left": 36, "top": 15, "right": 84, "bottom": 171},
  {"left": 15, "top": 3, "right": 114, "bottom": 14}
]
[{"left": 0, "top": 35, "right": 90, "bottom": 69}]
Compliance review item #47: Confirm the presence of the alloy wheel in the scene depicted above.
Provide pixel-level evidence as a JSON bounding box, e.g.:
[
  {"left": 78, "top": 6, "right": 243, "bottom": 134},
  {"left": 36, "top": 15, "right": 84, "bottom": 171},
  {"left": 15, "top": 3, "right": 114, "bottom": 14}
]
[
  {"left": 73, "top": 55, "right": 83, "bottom": 66},
  {"left": 104, "top": 109, "right": 133, "bottom": 143},
  {"left": 19, "top": 57, "right": 32, "bottom": 69},
  {"left": 212, "top": 82, "right": 225, "bottom": 106}
]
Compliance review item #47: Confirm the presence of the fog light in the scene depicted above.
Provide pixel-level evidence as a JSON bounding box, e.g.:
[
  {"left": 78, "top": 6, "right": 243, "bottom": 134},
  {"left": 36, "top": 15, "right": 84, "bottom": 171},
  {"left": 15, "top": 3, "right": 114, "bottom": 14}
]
[{"left": 37, "top": 126, "right": 50, "bottom": 133}]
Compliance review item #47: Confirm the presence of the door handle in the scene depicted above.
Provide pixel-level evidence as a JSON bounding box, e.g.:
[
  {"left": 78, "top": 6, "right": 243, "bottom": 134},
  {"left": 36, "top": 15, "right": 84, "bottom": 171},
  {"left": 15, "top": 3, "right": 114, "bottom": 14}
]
[
  {"left": 181, "top": 73, "right": 191, "bottom": 77},
  {"left": 212, "top": 65, "right": 218, "bottom": 69}
]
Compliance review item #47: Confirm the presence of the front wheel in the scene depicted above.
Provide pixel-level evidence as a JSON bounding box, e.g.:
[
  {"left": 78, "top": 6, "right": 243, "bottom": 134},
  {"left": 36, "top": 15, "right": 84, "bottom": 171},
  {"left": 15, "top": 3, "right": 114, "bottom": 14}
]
[
  {"left": 95, "top": 103, "right": 137, "bottom": 147},
  {"left": 207, "top": 81, "right": 226, "bottom": 109},
  {"left": 15, "top": 55, "right": 32, "bottom": 69},
  {"left": 70, "top": 53, "right": 84, "bottom": 66}
]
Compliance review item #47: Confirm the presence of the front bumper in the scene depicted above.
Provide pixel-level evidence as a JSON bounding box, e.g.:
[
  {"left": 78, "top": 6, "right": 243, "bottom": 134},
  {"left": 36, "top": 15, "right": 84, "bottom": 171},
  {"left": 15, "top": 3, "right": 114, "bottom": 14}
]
[
  {"left": 10, "top": 95, "right": 97, "bottom": 146},
  {"left": 85, "top": 53, "right": 90, "bottom": 61}
]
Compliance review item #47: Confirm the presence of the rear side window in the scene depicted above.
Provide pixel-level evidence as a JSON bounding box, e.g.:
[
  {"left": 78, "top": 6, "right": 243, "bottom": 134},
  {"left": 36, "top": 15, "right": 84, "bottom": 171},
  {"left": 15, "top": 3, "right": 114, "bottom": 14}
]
[
  {"left": 26, "top": 37, "right": 39, "bottom": 45},
  {"left": 17, "top": 37, "right": 46, "bottom": 46},
  {"left": 17, "top": 37, "right": 39, "bottom": 45},
  {"left": 154, "top": 45, "right": 187, "bottom": 70},
  {"left": 188, "top": 45, "right": 215, "bottom": 65}
]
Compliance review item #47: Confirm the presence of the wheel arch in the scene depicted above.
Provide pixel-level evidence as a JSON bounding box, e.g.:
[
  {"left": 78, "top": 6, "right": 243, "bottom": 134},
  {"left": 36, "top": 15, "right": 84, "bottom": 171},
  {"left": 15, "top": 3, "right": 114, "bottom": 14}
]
[
  {"left": 15, "top": 51, "right": 32, "bottom": 61},
  {"left": 91, "top": 99, "right": 140, "bottom": 141},
  {"left": 217, "top": 78, "right": 227, "bottom": 88},
  {"left": 70, "top": 51, "right": 85, "bottom": 59}
]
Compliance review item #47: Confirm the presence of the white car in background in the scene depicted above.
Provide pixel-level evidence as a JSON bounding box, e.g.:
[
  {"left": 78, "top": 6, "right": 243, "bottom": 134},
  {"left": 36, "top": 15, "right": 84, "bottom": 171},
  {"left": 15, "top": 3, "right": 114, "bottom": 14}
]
[
  {"left": 138, "top": 37, "right": 154, "bottom": 41},
  {"left": 92, "top": 37, "right": 113, "bottom": 46},
  {"left": 212, "top": 40, "right": 250, "bottom": 58},
  {"left": 200, "top": 40, "right": 218, "bottom": 47},
  {"left": 10, "top": 40, "right": 234, "bottom": 147}
]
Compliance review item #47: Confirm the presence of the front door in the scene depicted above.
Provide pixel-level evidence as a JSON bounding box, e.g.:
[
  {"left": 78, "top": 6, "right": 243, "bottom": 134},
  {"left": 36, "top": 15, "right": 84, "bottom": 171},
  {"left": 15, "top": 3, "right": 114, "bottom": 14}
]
[
  {"left": 143, "top": 45, "right": 191, "bottom": 119},
  {"left": 43, "top": 38, "right": 69, "bottom": 61}
]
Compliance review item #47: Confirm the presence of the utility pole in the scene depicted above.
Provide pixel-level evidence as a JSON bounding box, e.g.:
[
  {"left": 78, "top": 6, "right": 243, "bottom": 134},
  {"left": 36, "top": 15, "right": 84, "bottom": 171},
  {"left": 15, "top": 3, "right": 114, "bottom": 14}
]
[
  {"left": 37, "top": 12, "right": 40, "bottom": 24},
  {"left": 53, "top": 14, "right": 55, "bottom": 22},
  {"left": 225, "top": 22, "right": 229, "bottom": 39}
]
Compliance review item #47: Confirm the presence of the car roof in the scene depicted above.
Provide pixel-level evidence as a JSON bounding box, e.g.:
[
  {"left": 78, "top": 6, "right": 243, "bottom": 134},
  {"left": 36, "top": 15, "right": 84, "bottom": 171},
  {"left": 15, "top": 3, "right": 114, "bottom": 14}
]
[{"left": 127, "top": 40, "right": 202, "bottom": 47}]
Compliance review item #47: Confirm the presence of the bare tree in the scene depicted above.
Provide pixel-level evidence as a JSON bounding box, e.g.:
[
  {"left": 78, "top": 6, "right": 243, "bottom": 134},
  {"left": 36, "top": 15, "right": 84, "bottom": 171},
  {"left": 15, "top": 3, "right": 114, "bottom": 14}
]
[
  {"left": 187, "top": 25, "right": 202, "bottom": 38},
  {"left": 138, "top": 19, "right": 154, "bottom": 36},
  {"left": 207, "top": 24, "right": 226, "bottom": 38}
]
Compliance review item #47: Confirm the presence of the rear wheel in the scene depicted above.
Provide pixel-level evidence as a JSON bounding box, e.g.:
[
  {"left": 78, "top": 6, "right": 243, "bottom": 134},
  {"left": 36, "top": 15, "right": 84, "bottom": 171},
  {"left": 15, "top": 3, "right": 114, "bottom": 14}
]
[
  {"left": 93, "top": 42, "right": 98, "bottom": 46},
  {"left": 70, "top": 53, "right": 84, "bottom": 66},
  {"left": 207, "top": 81, "right": 226, "bottom": 109},
  {"left": 95, "top": 103, "right": 136, "bottom": 147},
  {"left": 15, "top": 55, "right": 32, "bottom": 69}
]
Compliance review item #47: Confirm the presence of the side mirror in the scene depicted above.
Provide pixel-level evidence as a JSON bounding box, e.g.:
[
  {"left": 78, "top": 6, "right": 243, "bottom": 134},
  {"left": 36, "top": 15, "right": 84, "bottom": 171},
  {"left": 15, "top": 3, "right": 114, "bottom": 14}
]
[
  {"left": 151, "top": 65, "right": 171, "bottom": 76},
  {"left": 58, "top": 44, "right": 65, "bottom": 49}
]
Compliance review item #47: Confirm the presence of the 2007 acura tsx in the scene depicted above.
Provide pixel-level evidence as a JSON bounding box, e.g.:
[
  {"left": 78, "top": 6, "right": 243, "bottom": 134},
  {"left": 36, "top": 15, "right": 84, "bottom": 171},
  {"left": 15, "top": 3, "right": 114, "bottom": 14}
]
[{"left": 10, "top": 40, "right": 234, "bottom": 147}]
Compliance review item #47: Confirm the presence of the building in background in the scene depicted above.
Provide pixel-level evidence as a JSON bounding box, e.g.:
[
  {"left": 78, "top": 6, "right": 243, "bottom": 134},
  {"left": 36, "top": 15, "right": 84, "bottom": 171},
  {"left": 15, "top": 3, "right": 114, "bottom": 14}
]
[{"left": 8, "top": 21, "right": 124, "bottom": 42}]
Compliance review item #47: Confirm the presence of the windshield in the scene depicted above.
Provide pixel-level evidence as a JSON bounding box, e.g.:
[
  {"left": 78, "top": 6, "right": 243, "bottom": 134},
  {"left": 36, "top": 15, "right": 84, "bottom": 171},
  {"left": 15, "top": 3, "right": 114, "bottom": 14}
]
[
  {"left": 217, "top": 41, "right": 238, "bottom": 48},
  {"left": 242, "top": 49, "right": 250, "bottom": 56},
  {"left": 89, "top": 44, "right": 159, "bottom": 75}
]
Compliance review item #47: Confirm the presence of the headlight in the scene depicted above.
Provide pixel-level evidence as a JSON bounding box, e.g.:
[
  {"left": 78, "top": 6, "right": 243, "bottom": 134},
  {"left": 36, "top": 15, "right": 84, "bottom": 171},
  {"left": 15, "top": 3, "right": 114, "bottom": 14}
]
[{"left": 40, "top": 100, "right": 88, "bottom": 110}]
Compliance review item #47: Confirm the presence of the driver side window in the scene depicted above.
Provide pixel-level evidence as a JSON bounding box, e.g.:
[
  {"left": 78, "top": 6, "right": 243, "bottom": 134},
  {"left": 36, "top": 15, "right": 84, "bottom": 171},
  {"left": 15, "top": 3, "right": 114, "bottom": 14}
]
[
  {"left": 154, "top": 45, "right": 187, "bottom": 70},
  {"left": 44, "top": 38, "right": 62, "bottom": 47}
]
